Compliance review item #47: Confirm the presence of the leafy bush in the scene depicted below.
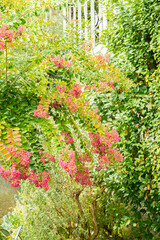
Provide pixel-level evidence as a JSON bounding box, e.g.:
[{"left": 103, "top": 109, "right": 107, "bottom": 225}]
[
  {"left": 102, "top": 0, "right": 160, "bottom": 81},
  {"left": 93, "top": 68, "right": 160, "bottom": 239}
]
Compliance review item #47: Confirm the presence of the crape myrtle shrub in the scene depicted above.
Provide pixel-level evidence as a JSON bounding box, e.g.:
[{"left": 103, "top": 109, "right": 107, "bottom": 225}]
[
  {"left": 102, "top": 0, "right": 160, "bottom": 82},
  {"left": 0, "top": 1, "right": 134, "bottom": 239},
  {"left": 0, "top": 0, "right": 62, "bottom": 162}
]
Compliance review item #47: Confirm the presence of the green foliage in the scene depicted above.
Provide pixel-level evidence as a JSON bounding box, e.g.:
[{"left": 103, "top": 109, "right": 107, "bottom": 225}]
[
  {"left": 3, "top": 164, "right": 135, "bottom": 240},
  {"left": 0, "top": 226, "right": 10, "bottom": 239},
  {"left": 102, "top": 0, "right": 160, "bottom": 81},
  {"left": 2, "top": 166, "right": 98, "bottom": 240},
  {"left": 1, "top": 0, "right": 160, "bottom": 239},
  {"left": 97, "top": 1, "right": 160, "bottom": 238},
  {"left": 93, "top": 69, "right": 160, "bottom": 239}
]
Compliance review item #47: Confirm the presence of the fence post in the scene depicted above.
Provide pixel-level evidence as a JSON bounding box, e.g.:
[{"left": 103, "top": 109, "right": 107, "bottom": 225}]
[
  {"left": 103, "top": 0, "right": 107, "bottom": 30},
  {"left": 91, "top": 0, "right": 95, "bottom": 47},
  {"left": 78, "top": 1, "right": 82, "bottom": 39},
  {"left": 63, "top": 7, "right": 67, "bottom": 35},
  {"left": 73, "top": 3, "right": 76, "bottom": 27},
  {"left": 84, "top": 2, "right": 88, "bottom": 40},
  {"left": 99, "top": 2, "right": 103, "bottom": 38}
]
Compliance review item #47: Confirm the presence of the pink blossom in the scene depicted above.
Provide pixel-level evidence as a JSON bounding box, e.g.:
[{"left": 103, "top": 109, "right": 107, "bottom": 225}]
[
  {"left": 0, "top": 42, "right": 4, "bottom": 50},
  {"left": 69, "top": 84, "right": 82, "bottom": 98},
  {"left": 61, "top": 131, "right": 73, "bottom": 144},
  {"left": 0, "top": 166, "right": 11, "bottom": 182},
  {"left": 34, "top": 104, "right": 49, "bottom": 118},
  {"left": 51, "top": 100, "right": 61, "bottom": 108}
]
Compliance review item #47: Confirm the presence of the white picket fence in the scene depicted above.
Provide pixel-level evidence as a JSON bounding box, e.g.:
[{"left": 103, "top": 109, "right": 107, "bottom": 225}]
[{"left": 62, "top": 0, "right": 108, "bottom": 47}]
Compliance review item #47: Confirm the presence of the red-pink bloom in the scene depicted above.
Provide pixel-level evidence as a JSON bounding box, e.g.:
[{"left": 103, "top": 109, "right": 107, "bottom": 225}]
[
  {"left": 59, "top": 149, "right": 92, "bottom": 186},
  {"left": 65, "top": 96, "right": 79, "bottom": 113},
  {"left": 39, "top": 150, "right": 55, "bottom": 163},
  {"left": 34, "top": 104, "right": 49, "bottom": 118},
  {"left": 69, "top": 84, "right": 82, "bottom": 98},
  {"left": 70, "top": 103, "right": 79, "bottom": 112},
  {"left": 97, "top": 53, "right": 110, "bottom": 65},
  {"left": 0, "top": 42, "right": 4, "bottom": 50},
  {"left": 61, "top": 131, "right": 73, "bottom": 144},
  {"left": 0, "top": 25, "right": 13, "bottom": 42},
  {"left": 47, "top": 55, "right": 72, "bottom": 68},
  {"left": 82, "top": 42, "right": 92, "bottom": 52},
  {"left": 89, "top": 129, "right": 122, "bottom": 169},
  {"left": 14, "top": 25, "right": 26, "bottom": 39},
  {"left": 51, "top": 100, "right": 61, "bottom": 108},
  {"left": 9, "top": 178, "right": 20, "bottom": 188},
  {"left": 29, "top": 170, "right": 50, "bottom": 191},
  {"left": 0, "top": 166, "right": 11, "bottom": 182}
]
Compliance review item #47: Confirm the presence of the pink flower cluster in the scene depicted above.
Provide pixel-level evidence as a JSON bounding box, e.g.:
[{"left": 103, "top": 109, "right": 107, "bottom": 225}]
[
  {"left": 59, "top": 149, "right": 92, "bottom": 186},
  {"left": 69, "top": 84, "right": 82, "bottom": 98},
  {"left": 89, "top": 129, "right": 122, "bottom": 169},
  {"left": 0, "top": 167, "right": 11, "bottom": 182},
  {"left": 65, "top": 96, "right": 79, "bottom": 112},
  {"left": 47, "top": 55, "right": 72, "bottom": 68},
  {"left": 59, "top": 149, "right": 77, "bottom": 173},
  {"left": 51, "top": 100, "right": 61, "bottom": 108},
  {"left": 0, "top": 146, "right": 31, "bottom": 187},
  {"left": 0, "top": 24, "right": 25, "bottom": 50},
  {"left": 28, "top": 171, "right": 50, "bottom": 192},
  {"left": 61, "top": 131, "right": 73, "bottom": 145},
  {"left": 0, "top": 146, "right": 51, "bottom": 191},
  {"left": 39, "top": 150, "right": 55, "bottom": 163},
  {"left": 6, "top": 146, "right": 31, "bottom": 167},
  {"left": 34, "top": 104, "right": 49, "bottom": 118},
  {"left": 0, "top": 24, "right": 13, "bottom": 43},
  {"left": 74, "top": 167, "right": 92, "bottom": 186}
]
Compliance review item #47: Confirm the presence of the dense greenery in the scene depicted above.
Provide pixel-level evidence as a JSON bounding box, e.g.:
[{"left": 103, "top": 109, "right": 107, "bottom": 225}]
[
  {"left": 99, "top": 0, "right": 160, "bottom": 238},
  {"left": 102, "top": 0, "right": 160, "bottom": 81},
  {"left": 0, "top": 0, "right": 160, "bottom": 239}
]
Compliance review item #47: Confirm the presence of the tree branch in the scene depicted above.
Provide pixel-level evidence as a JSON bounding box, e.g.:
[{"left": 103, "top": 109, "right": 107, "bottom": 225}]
[
  {"left": 74, "top": 189, "right": 91, "bottom": 237},
  {"left": 89, "top": 199, "right": 99, "bottom": 240}
]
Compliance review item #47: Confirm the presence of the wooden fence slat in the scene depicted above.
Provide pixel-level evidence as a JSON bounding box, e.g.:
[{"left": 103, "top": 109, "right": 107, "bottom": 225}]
[
  {"left": 84, "top": 2, "right": 88, "bottom": 40},
  {"left": 73, "top": 4, "right": 76, "bottom": 29},
  {"left": 99, "top": 2, "right": 103, "bottom": 38},
  {"left": 91, "top": 0, "right": 95, "bottom": 46},
  {"left": 68, "top": 5, "right": 71, "bottom": 23},
  {"left": 63, "top": 7, "right": 67, "bottom": 34},
  {"left": 78, "top": 1, "right": 82, "bottom": 39},
  {"left": 103, "top": 0, "right": 107, "bottom": 30},
  {"left": 62, "top": 0, "right": 108, "bottom": 46}
]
